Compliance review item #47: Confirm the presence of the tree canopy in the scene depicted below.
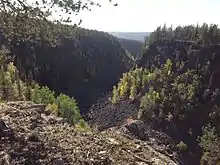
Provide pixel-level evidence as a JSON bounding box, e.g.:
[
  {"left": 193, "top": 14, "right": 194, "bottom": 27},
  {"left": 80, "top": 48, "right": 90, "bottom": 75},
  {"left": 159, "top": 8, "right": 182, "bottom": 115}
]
[
  {"left": 0, "top": 0, "right": 117, "bottom": 22},
  {"left": 145, "top": 23, "right": 220, "bottom": 46},
  {"left": 0, "top": 0, "right": 117, "bottom": 46}
]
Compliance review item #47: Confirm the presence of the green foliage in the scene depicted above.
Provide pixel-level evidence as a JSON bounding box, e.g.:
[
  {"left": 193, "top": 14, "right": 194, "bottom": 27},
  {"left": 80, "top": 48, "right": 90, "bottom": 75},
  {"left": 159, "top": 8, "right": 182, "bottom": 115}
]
[
  {"left": 199, "top": 125, "right": 220, "bottom": 165},
  {"left": 119, "top": 73, "right": 130, "bottom": 97},
  {"left": 110, "top": 23, "right": 220, "bottom": 164},
  {"left": 139, "top": 87, "right": 160, "bottom": 121},
  {"left": 0, "top": 0, "right": 124, "bottom": 129},
  {"left": 0, "top": 0, "right": 132, "bottom": 109},
  {"left": 31, "top": 83, "right": 85, "bottom": 125},
  {"left": 129, "top": 82, "right": 137, "bottom": 100},
  {"left": 46, "top": 103, "right": 59, "bottom": 114},
  {"left": 112, "top": 59, "right": 201, "bottom": 126},
  {"left": 0, "top": 46, "right": 23, "bottom": 100},
  {"left": 55, "top": 94, "right": 81, "bottom": 124},
  {"left": 112, "top": 67, "right": 150, "bottom": 103},
  {"left": 13, "top": 26, "right": 132, "bottom": 110},
  {"left": 176, "top": 141, "right": 188, "bottom": 152},
  {"left": 0, "top": 0, "right": 116, "bottom": 47},
  {"left": 0, "top": 48, "right": 84, "bottom": 126},
  {"left": 145, "top": 23, "right": 220, "bottom": 45},
  {"left": 31, "top": 84, "right": 55, "bottom": 104},
  {"left": 0, "top": 52, "right": 86, "bottom": 128},
  {"left": 139, "top": 64, "right": 201, "bottom": 127},
  {"left": 75, "top": 119, "right": 91, "bottom": 132},
  {"left": 111, "top": 86, "right": 119, "bottom": 104},
  {"left": 112, "top": 57, "right": 220, "bottom": 163}
]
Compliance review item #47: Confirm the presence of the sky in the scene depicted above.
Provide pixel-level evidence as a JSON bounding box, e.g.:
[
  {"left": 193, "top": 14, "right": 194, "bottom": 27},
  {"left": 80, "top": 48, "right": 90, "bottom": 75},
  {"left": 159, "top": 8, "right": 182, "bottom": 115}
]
[{"left": 74, "top": 0, "right": 220, "bottom": 32}]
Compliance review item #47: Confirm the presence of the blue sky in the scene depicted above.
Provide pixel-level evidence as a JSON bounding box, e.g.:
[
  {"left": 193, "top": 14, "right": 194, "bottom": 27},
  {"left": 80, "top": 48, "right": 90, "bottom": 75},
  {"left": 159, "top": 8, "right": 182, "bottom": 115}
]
[{"left": 75, "top": 0, "right": 220, "bottom": 32}]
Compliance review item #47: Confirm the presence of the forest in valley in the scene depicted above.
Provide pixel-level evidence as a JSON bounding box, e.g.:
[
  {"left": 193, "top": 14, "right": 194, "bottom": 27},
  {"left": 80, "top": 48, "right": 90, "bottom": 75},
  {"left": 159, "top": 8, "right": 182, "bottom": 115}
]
[
  {"left": 118, "top": 38, "right": 144, "bottom": 60},
  {"left": 0, "top": 0, "right": 220, "bottom": 164},
  {"left": 111, "top": 24, "right": 220, "bottom": 164},
  {"left": 0, "top": 18, "right": 133, "bottom": 111}
]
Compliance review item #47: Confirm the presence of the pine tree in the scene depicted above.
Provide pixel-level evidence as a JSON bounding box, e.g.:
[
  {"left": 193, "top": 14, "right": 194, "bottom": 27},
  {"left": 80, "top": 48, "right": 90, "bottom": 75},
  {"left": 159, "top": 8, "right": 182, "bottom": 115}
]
[
  {"left": 15, "top": 58, "right": 22, "bottom": 99},
  {"left": 0, "top": 47, "right": 10, "bottom": 100}
]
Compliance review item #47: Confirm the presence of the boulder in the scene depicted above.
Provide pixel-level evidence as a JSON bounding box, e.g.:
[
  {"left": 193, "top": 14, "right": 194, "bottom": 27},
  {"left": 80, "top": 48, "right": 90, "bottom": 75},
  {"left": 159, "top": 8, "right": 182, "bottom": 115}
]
[{"left": 125, "top": 120, "right": 146, "bottom": 140}]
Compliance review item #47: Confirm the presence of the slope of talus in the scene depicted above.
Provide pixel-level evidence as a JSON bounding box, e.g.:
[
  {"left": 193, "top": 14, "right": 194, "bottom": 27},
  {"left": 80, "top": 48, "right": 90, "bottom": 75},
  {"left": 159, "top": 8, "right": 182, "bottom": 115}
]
[{"left": 0, "top": 101, "right": 177, "bottom": 165}]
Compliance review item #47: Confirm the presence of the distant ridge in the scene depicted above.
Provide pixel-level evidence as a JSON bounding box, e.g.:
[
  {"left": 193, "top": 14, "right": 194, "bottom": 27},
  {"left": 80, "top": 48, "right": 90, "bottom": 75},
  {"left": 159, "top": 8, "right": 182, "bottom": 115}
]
[{"left": 108, "top": 32, "right": 151, "bottom": 42}]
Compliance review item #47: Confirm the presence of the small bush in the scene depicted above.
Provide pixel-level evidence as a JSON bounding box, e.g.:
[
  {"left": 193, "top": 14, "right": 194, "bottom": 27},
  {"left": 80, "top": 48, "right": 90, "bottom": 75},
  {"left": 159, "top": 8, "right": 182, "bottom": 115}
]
[
  {"left": 55, "top": 94, "right": 81, "bottom": 124},
  {"left": 111, "top": 86, "right": 119, "bottom": 104},
  {"left": 176, "top": 141, "right": 188, "bottom": 152},
  {"left": 46, "top": 103, "right": 59, "bottom": 114},
  {"left": 199, "top": 125, "right": 220, "bottom": 165},
  {"left": 30, "top": 84, "right": 87, "bottom": 127},
  {"left": 75, "top": 119, "right": 90, "bottom": 132},
  {"left": 31, "top": 84, "right": 55, "bottom": 104}
]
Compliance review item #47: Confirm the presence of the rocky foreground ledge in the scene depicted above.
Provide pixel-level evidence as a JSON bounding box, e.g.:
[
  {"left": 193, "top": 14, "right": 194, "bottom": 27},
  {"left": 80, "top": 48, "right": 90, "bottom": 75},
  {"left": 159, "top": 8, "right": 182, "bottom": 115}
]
[{"left": 0, "top": 101, "right": 177, "bottom": 165}]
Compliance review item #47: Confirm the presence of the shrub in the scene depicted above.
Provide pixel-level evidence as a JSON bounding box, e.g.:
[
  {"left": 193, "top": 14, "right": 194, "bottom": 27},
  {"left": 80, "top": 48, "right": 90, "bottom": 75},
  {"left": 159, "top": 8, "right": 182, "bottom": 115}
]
[
  {"left": 111, "top": 86, "right": 119, "bottom": 104},
  {"left": 176, "top": 141, "right": 188, "bottom": 152},
  {"left": 139, "top": 87, "right": 160, "bottom": 121},
  {"left": 31, "top": 84, "right": 55, "bottom": 104},
  {"left": 75, "top": 119, "right": 90, "bottom": 132},
  {"left": 30, "top": 84, "right": 87, "bottom": 127},
  {"left": 0, "top": 61, "right": 20, "bottom": 101},
  {"left": 46, "top": 103, "right": 59, "bottom": 114},
  {"left": 55, "top": 94, "right": 81, "bottom": 124},
  {"left": 138, "top": 65, "right": 200, "bottom": 128},
  {"left": 199, "top": 124, "right": 220, "bottom": 165}
]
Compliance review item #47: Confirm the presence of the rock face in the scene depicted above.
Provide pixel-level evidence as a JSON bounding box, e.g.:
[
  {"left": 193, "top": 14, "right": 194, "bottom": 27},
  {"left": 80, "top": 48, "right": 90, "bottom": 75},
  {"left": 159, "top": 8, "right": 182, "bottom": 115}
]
[
  {"left": 0, "top": 101, "right": 177, "bottom": 165},
  {"left": 86, "top": 93, "right": 139, "bottom": 131},
  {"left": 125, "top": 120, "right": 146, "bottom": 140},
  {"left": 104, "top": 119, "right": 181, "bottom": 165},
  {"left": 86, "top": 94, "right": 184, "bottom": 164}
]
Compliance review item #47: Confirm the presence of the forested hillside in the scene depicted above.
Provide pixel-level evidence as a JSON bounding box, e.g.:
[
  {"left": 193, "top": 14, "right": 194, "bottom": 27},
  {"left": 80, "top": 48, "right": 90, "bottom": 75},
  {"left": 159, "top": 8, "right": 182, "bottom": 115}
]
[
  {"left": 108, "top": 24, "right": 220, "bottom": 164},
  {"left": 0, "top": 45, "right": 89, "bottom": 130},
  {"left": 0, "top": 18, "right": 133, "bottom": 111},
  {"left": 1, "top": 0, "right": 220, "bottom": 164},
  {"left": 118, "top": 38, "right": 144, "bottom": 59},
  {"left": 145, "top": 23, "right": 220, "bottom": 45},
  {"left": 109, "top": 32, "right": 150, "bottom": 42},
  {"left": 0, "top": 0, "right": 134, "bottom": 111},
  {"left": 32, "top": 27, "right": 133, "bottom": 111}
]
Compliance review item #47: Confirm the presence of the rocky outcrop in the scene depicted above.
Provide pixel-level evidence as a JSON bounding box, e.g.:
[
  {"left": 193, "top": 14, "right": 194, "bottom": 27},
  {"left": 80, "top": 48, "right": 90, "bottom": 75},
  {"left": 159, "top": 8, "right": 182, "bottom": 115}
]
[
  {"left": 104, "top": 119, "right": 181, "bottom": 164},
  {"left": 0, "top": 101, "right": 177, "bottom": 165},
  {"left": 86, "top": 94, "right": 186, "bottom": 164},
  {"left": 86, "top": 93, "right": 139, "bottom": 131}
]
